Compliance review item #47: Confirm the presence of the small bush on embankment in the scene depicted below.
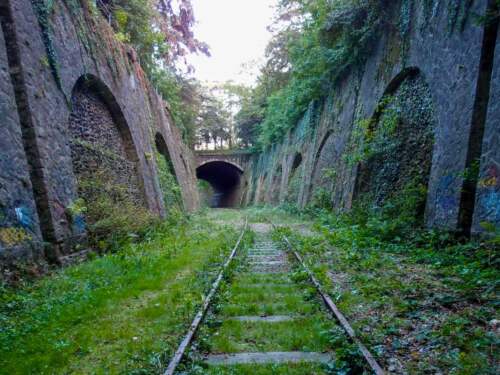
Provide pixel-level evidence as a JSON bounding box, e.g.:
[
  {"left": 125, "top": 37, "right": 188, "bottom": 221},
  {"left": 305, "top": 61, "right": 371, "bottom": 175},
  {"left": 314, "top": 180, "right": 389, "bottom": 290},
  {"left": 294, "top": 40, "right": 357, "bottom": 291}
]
[
  {"left": 0, "top": 214, "right": 251, "bottom": 374},
  {"left": 272, "top": 189, "right": 499, "bottom": 374}
]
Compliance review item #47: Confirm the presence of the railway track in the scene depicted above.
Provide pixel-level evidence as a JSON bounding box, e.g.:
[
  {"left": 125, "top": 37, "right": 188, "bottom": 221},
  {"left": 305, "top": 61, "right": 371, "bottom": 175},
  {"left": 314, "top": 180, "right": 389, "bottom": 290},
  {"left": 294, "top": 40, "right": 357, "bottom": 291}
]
[{"left": 165, "top": 221, "right": 384, "bottom": 374}]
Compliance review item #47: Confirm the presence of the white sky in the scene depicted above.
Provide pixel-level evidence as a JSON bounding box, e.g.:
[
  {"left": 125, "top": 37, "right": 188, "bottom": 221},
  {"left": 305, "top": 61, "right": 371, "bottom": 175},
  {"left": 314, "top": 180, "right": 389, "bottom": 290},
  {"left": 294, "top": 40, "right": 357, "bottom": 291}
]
[{"left": 188, "top": 0, "right": 277, "bottom": 87}]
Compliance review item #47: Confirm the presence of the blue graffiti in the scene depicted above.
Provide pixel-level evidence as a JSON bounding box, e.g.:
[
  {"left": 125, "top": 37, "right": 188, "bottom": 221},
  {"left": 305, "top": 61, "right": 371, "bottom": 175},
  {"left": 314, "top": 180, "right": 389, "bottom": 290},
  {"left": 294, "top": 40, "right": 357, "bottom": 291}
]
[
  {"left": 72, "top": 214, "right": 86, "bottom": 234},
  {"left": 15, "top": 206, "right": 34, "bottom": 231},
  {"left": 436, "top": 174, "right": 457, "bottom": 214},
  {"left": 480, "top": 191, "right": 500, "bottom": 223}
]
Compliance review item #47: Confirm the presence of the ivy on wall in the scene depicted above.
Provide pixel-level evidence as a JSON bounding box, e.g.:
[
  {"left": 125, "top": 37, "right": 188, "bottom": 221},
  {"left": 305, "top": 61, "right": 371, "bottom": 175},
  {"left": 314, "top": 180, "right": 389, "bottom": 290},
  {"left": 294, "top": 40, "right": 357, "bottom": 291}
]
[
  {"left": 354, "top": 73, "right": 436, "bottom": 219},
  {"left": 31, "top": 0, "right": 62, "bottom": 89},
  {"left": 155, "top": 151, "right": 183, "bottom": 214}
]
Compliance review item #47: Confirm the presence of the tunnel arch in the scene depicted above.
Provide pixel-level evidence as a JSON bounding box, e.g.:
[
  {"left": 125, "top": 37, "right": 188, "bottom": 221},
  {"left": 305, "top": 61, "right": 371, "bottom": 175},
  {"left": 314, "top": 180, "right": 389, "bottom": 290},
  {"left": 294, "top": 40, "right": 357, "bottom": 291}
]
[
  {"left": 197, "top": 160, "right": 244, "bottom": 174},
  {"left": 196, "top": 161, "right": 243, "bottom": 208},
  {"left": 67, "top": 74, "right": 146, "bottom": 233}
]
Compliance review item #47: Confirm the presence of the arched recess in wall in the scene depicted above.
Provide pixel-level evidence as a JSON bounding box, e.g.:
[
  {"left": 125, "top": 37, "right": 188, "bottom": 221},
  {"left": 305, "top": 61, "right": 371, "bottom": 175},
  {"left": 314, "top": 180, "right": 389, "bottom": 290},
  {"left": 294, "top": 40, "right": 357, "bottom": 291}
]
[
  {"left": 154, "top": 132, "right": 183, "bottom": 211},
  {"left": 68, "top": 74, "right": 146, "bottom": 232},
  {"left": 270, "top": 164, "right": 283, "bottom": 204},
  {"left": 353, "top": 67, "right": 436, "bottom": 222},
  {"left": 309, "top": 130, "right": 336, "bottom": 205},
  {"left": 257, "top": 172, "right": 268, "bottom": 204},
  {"left": 196, "top": 161, "right": 243, "bottom": 208},
  {"left": 286, "top": 152, "right": 303, "bottom": 203}
]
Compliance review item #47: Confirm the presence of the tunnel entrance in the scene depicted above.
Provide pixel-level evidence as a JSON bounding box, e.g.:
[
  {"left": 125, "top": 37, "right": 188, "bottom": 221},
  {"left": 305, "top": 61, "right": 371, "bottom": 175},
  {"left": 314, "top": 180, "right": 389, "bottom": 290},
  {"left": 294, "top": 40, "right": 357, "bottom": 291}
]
[{"left": 196, "top": 161, "right": 243, "bottom": 208}]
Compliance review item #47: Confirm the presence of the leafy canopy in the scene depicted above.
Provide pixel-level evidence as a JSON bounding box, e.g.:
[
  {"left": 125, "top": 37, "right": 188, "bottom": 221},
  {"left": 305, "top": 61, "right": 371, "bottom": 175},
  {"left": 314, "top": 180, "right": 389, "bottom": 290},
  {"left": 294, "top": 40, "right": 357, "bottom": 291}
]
[{"left": 236, "top": 0, "right": 388, "bottom": 149}]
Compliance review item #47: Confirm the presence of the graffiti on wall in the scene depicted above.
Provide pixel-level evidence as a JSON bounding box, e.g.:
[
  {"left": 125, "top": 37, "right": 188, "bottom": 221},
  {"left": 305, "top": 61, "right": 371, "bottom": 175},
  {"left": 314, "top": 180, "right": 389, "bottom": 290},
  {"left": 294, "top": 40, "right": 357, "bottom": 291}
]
[
  {"left": 477, "top": 164, "right": 500, "bottom": 223},
  {"left": 435, "top": 174, "right": 458, "bottom": 221}
]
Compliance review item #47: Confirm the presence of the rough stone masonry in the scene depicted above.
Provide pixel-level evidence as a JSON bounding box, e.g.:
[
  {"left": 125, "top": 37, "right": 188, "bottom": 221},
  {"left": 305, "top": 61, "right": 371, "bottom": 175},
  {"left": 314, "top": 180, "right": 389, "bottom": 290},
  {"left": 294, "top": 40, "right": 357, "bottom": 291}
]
[
  {"left": 240, "top": 0, "right": 499, "bottom": 237},
  {"left": 0, "top": 0, "right": 200, "bottom": 265},
  {"left": 1, "top": 0, "right": 499, "bottom": 267}
]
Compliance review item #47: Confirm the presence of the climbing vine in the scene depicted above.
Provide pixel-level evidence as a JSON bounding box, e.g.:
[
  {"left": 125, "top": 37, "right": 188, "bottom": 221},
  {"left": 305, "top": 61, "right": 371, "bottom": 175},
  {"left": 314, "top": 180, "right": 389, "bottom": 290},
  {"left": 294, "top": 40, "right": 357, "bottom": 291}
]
[
  {"left": 31, "top": 0, "right": 62, "bottom": 89},
  {"left": 237, "top": 0, "right": 478, "bottom": 150},
  {"left": 155, "top": 151, "right": 183, "bottom": 214},
  {"left": 354, "top": 73, "right": 436, "bottom": 211}
]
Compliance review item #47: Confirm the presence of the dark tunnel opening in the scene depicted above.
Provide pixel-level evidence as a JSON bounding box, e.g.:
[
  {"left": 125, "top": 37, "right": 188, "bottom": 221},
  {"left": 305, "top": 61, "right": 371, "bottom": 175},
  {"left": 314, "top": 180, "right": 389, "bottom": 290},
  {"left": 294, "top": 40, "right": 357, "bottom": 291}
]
[{"left": 196, "top": 161, "right": 243, "bottom": 208}]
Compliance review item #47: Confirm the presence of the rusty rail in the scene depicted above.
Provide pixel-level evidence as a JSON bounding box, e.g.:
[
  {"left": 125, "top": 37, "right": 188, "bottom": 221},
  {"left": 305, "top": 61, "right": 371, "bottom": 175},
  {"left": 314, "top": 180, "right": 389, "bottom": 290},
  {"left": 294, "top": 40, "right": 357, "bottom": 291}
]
[
  {"left": 163, "top": 218, "right": 248, "bottom": 375},
  {"left": 271, "top": 222, "right": 385, "bottom": 375}
]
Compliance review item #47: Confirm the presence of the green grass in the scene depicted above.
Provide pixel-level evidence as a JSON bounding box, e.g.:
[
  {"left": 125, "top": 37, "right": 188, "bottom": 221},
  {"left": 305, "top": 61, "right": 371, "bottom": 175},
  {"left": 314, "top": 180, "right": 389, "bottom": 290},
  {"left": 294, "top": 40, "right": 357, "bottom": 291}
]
[
  {"left": 271, "top": 205, "right": 500, "bottom": 374},
  {"left": 0, "top": 214, "right": 251, "bottom": 374},
  {"left": 206, "top": 317, "right": 335, "bottom": 353},
  {"left": 183, "top": 228, "right": 364, "bottom": 374},
  {"left": 202, "top": 362, "right": 330, "bottom": 374}
]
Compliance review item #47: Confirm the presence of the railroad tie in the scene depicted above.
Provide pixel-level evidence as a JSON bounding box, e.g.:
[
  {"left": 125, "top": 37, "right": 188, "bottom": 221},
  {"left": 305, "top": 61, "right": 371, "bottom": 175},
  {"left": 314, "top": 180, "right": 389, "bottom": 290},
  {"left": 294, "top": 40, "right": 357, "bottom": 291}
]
[{"left": 199, "top": 225, "right": 336, "bottom": 371}]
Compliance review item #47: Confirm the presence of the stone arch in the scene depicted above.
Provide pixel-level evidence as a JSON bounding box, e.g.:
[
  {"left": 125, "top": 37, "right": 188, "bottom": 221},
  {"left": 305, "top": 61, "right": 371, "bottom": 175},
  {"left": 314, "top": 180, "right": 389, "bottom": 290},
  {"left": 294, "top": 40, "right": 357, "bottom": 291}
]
[
  {"left": 286, "top": 152, "right": 303, "bottom": 203},
  {"left": 154, "top": 132, "right": 182, "bottom": 210},
  {"left": 311, "top": 130, "right": 336, "bottom": 189},
  {"left": 68, "top": 74, "right": 146, "bottom": 227},
  {"left": 270, "top": 164, "right": 283, "bottom": 204},
  {"left": 198, "top": 160, "right": 244, "bottom": 174},
  {"left": 353, "top": 68, "right": 436, "bottom": 221}
]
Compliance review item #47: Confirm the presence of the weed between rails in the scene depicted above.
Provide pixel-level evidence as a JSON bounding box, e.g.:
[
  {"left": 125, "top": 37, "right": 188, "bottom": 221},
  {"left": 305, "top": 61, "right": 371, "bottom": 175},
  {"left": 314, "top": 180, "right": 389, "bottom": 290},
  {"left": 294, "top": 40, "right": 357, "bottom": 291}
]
[{"left": 181, "top": 227, "right": 368, "bottom": 375}]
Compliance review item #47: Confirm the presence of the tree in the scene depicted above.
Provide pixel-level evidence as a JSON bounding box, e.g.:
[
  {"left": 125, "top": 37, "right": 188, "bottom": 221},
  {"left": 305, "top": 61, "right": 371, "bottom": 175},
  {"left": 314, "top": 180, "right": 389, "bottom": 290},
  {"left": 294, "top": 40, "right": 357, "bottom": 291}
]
[
  {"left": 234, "top": 0, "right": 389, "bottom": 149},
  {"left": 195, "top": 89, "right": 231, "bottom": 150},
  {"left": 95, "top": 0, "right": 211, "bottom": 147},
  {"left": 101, "top": 0, "right": 209, "bottom": 74}
]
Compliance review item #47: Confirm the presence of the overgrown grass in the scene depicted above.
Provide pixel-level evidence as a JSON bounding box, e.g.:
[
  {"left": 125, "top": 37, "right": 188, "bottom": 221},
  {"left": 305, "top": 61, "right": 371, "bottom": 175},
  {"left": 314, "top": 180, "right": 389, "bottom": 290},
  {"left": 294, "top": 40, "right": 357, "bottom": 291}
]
[
  {"left": 195, "top": 362, "right": 328, "bottom": 374},
  {"left": 271, "top": 190, "right": 499, "bottom": 373},
  {"left": 0, "top": 214, "right": 251, "bottom": 374}
]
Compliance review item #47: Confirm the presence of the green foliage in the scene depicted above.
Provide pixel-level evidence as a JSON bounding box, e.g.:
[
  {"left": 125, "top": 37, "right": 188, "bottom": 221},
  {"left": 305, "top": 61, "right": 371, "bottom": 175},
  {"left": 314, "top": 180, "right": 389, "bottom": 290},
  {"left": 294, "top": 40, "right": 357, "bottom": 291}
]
[
  {"left": 108, "top": 0, "right": 164, "bottom": 72},
  {"left": 344, "top": 95, "right": 401, "bottom": 166},
  {"left": 237, "top": 0, "right": 387, "bottom": 148},
  {"left": 0, "top": 214, "right": 244, "bottom": 373},
  {"left": 77, "top": 171, "right": 156, "bottom": 251},
  {"left": 31, "top": 0, "right": 62, "bottom": 89},
  {"left": 150, "top": 68, "right": 200, "bottom": 145},
  {"left": 268, "top": 185, "right": 499, "bottom": 372},
  {"left": 66, "top": 198, "right": 87, "bottom": 217},
  {"left": 155, "top": 151, "right": 183, "bottom": 213}
]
